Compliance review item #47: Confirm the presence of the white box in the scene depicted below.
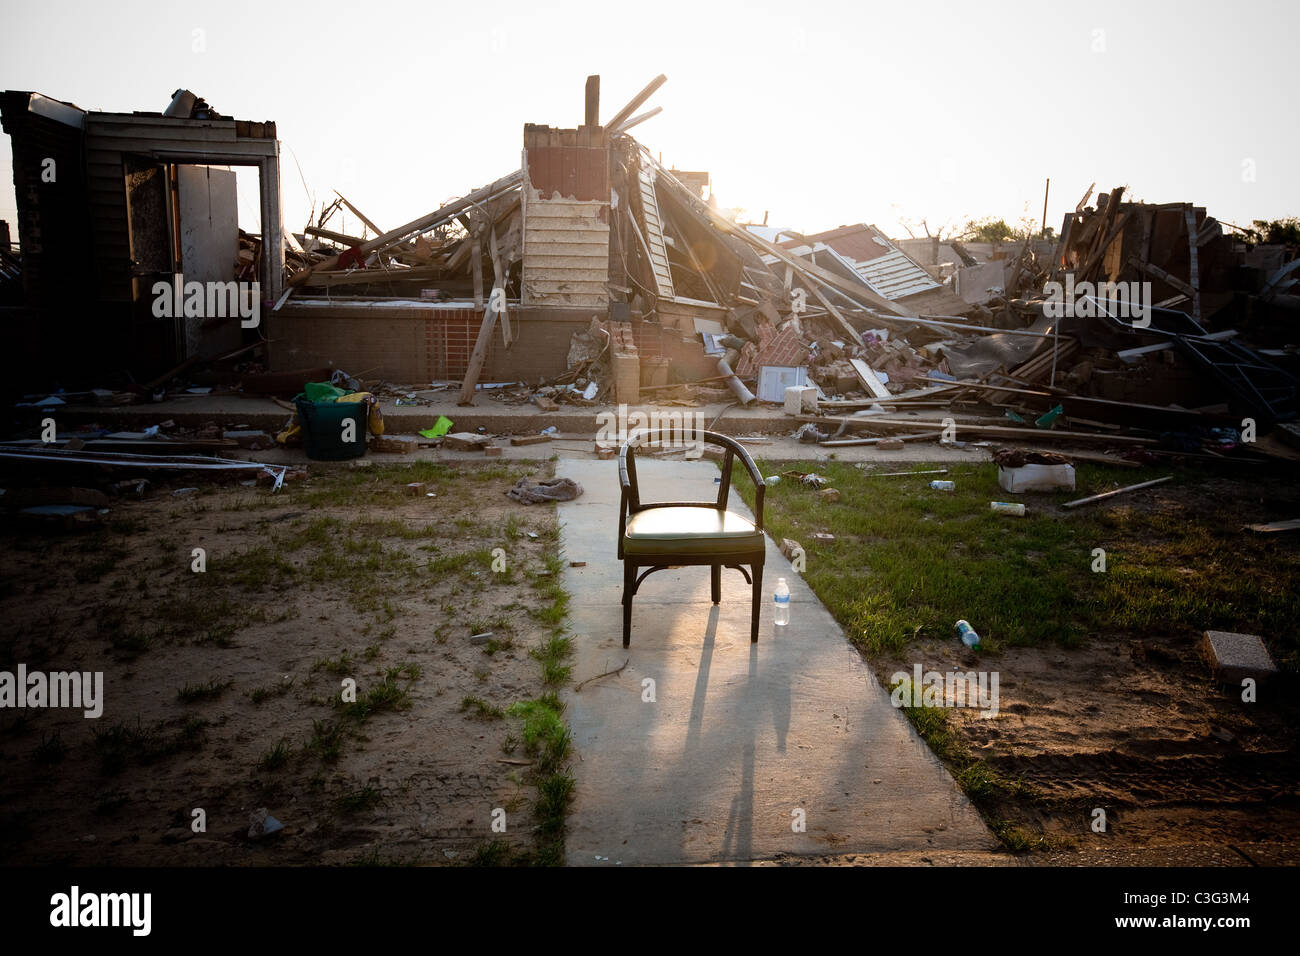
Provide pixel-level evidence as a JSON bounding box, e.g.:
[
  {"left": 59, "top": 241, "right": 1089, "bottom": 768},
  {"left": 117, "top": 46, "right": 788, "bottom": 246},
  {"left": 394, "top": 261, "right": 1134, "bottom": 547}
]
[
  {"left": 998, "top": 463, "right": 1076, "bottom": 493},
  {"left": 783, "top": 385, "right": 818, "bottom": 414}
]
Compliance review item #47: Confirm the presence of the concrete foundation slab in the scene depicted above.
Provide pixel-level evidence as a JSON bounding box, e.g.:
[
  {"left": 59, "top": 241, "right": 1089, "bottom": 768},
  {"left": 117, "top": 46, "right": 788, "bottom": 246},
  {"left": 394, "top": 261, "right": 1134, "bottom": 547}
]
[{"left": 555, "top": 457, "right": 994, "bottom": 865}]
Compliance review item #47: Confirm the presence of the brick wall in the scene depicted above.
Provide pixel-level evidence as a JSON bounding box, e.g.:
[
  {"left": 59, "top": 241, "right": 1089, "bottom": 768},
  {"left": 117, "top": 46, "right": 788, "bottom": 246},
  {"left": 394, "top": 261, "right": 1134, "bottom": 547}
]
[
  {"left": 269, "top": 303, "right": 723, "bottom": 386},
  {"left": 269, "top": 304, "right": 600, "bottom": 383}
]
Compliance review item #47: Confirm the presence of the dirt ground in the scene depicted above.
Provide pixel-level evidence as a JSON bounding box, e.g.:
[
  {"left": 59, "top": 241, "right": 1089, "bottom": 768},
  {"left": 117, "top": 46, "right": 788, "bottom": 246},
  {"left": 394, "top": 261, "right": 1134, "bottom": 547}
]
[
  {"left": 0, "top": 458, "right": 566, "bottom": 865},
  {"left": 881, "top": 633, "right": 1300, "bottom": 851},
  {"left": 873, "top": 474, "right": 1300, "bottom": 854}
]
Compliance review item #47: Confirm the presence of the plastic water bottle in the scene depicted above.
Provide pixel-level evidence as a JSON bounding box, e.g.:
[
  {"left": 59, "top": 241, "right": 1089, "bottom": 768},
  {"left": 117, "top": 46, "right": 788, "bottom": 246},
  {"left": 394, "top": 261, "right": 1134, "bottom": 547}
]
[
  {"left": 773, "top": 578, "right": 790, "bottom": 626},
  {"left": 930, "top": 480, "right": 955, "bottom": 491},
  {"left": 955, "top": 619, "right": 981, "bottom": 649}
]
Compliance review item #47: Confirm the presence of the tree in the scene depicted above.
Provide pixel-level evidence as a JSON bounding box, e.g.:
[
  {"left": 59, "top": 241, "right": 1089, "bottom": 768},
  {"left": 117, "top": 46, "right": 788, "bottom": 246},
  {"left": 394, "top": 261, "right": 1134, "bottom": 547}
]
[
  {"left": 1237, "top": 218, "right": 1300, "bottom": 246},
  {"left": 958, "top": 217, "right": 1021, "bottom": 243}
]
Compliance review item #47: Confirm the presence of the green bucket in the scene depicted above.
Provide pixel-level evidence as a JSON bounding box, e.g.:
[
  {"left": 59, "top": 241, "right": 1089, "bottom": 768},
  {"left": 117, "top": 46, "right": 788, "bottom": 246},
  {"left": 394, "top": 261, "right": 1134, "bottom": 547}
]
[{"left": 295, "top": 396, "right": 367, "bottom": 461}]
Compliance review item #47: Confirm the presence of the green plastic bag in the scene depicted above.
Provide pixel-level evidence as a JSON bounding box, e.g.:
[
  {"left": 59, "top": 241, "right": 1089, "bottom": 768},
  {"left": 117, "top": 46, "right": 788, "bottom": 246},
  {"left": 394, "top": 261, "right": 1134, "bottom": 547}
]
[{"left": 304, "top": 381, "right": 347, "bottom": 403}]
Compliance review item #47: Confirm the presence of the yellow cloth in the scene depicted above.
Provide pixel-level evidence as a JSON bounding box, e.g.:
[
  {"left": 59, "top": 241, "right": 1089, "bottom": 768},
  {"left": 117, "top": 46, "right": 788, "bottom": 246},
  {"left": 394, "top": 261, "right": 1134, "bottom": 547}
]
[{"left": 334, "top": 391, "right": 385, "bottom": 435}]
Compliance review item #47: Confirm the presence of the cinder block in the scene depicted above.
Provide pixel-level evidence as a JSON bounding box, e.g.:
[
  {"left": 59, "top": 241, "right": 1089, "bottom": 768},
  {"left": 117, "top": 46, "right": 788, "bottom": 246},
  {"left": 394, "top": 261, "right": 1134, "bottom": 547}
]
[
  {"left": 612, "top": 350, "right": 641, "bottom": 405},
  {"left": 1202, "top": 630, "right": 1278, "bottom": 684}
]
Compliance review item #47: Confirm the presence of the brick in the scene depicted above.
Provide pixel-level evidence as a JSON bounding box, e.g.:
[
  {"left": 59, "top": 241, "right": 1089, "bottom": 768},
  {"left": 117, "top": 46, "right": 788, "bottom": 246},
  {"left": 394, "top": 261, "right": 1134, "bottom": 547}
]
[
  {"left": 369, "top": 435, "right": 417, "bottom": 454},
  {"left": 405, "top": 482, "right": 426, "bottom": 495},
  {"left": 224, "top": 430, "right": 273, "bottom": 449},
  {"left": 483, "top": 445, "right": 503, "bottom": 457},
  {"left": 442, "top": 432, "right": 491, "bottom": 451}
]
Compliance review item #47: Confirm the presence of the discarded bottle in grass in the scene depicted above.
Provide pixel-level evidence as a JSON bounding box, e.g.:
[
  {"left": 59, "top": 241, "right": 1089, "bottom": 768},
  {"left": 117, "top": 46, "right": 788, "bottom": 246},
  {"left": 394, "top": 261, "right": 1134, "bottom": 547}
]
[
  {"left": 930, "top": 480, "right": 955, "bottom": 491},
  {"left": 773, "top": 577, "right": 790, "bottom": 626},
  {"left": 990, "top": 501, "right": 1026, "bottom": 516},
  {"left": 955, "top": 619, "right": 981, "bottom": 649}
]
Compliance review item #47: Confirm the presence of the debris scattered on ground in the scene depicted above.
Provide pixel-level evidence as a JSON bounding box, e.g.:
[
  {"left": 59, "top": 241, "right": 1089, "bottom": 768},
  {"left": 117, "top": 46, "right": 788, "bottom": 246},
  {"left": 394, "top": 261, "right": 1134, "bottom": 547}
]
[
  {"left": 506, "top": 476, "right": 583, "bottom": 504},
  {"left": 247, "top": 808, "right": 284, "bottom": 841}
]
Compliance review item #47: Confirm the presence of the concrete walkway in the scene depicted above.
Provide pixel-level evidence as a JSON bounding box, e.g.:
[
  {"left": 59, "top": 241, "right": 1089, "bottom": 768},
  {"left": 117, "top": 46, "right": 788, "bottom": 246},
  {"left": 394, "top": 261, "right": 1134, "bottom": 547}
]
[{"left": 556, "top": 457, "right": 995, "bottom": 866}]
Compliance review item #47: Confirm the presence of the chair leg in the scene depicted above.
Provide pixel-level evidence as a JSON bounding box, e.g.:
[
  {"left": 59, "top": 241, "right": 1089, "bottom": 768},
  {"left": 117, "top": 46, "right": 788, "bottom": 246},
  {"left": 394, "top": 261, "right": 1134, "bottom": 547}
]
[
  {"left": 622, "top": 561, "right": 635, "bottom": 648},
  {"left": 750, "top": 560, "right": 764, "bottom": 643},
  {"left": 711, "top": 564, "right": 721, "bottom": 604}
]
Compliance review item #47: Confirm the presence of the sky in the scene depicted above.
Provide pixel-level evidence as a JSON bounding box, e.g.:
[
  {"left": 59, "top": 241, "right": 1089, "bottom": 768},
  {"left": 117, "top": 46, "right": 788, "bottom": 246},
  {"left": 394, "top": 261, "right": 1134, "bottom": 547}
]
[{"left": 1, "top": 0, "right": 1296, "bottom": 243}]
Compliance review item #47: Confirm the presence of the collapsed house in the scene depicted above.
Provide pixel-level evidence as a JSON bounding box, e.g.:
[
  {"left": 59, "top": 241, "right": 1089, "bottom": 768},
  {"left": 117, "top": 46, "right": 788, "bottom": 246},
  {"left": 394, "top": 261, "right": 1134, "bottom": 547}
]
[
  {"left": 0, "top": 89, "right": 283, "bottom": 385},
  {"left": 2, "top": 75, "right": 1298, "bottom": 464}
]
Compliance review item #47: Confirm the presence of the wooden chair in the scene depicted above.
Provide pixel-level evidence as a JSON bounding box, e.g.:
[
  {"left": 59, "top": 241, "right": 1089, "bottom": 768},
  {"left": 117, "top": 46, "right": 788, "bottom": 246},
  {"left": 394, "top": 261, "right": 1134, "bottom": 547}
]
[{"left": 617, "top": 428, "right": 766, "bottom": 647}]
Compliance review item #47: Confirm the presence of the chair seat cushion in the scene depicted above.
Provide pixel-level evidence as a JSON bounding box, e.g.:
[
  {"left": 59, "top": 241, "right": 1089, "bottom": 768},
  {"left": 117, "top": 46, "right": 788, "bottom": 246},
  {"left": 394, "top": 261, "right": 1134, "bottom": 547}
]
[{"left": 624, "top": 506, "right": 764, "bottom": 557}]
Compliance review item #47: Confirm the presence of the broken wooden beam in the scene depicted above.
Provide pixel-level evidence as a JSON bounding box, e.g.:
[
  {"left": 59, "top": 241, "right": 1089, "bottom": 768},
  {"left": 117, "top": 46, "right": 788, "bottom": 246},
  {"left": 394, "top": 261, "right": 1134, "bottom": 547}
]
[
  {"left": 799, "top": 414, "right": 1159, "bottom": 446},
  {"left": 1060, "top": 475, "right": 1173, "bottom": 509},
  {"left": 290, "top": 170, "right": 524, "bottom": 286},
  {"left": 849, "top": 358, "right": 892, "bottom": 400},
  {"left": 605, "top": 74, "right": 667, "bottom": 133}
]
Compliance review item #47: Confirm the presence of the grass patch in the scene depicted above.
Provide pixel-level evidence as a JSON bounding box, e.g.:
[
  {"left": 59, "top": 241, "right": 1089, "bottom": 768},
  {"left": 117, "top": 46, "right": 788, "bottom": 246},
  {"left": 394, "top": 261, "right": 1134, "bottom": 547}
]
[
  {"left": 258, "top": 738, "right": 292, "bottom": 772},
  {"left": 530, "top": 635, "right": 573, "bottom": 686},
  {"left": 468, "top": 839, "right": 512, "bottom": 866},
  {"left": 507, "top": 695, "right": 572, "bottom": 776},
  {"left": 460, "top": 696, "right": 505, "bottom": 721},
  {"left": 249, "top": 678, "right": 294, "bottom": 705},
  {"left": 336, "top": 672, "right": 414, "bottom": 721},
  {"left": 177, "top": 678, "right": 233, "bottom": 703},
  {"left": 736, "top": 460, "right": 1300, "bottom": 665},
  {"left": 93, "top": 717, "right": 209, "bottom": 775},
  {"left": 336, "top": 785, "right": 383, "bottom": 814},
  {"left": 307, "top": 719, "right": 344, "bottom": 763}
]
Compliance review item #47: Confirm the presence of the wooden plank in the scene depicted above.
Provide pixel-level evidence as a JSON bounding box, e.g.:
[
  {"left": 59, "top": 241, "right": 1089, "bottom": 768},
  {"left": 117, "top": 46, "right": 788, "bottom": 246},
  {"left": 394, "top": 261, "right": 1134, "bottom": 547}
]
[
  {"left": 1058, "top": 450, "right": 1141, "bottom": 469},
  {"left": 457, "top": 307, "right": 499, "bottom": 405},
  {"left": 798, "top": 415, "right": 1159, "bottom": 446},
  {"left": 1060, "top": 395, "right": 1204, "bottom": 430},
  {"left": 1129, "top": 256, "right": 1197, "bottom": 298},
  {"left": 292, "top": 170, "right": 523, "bottom": 286},
  {"left": 1061, "top": 476, "right": 1173, "bottom": 509},
  {"left": 821, "top": 431, "right": 942, "bottom": 447},
  {"left": 1117, "top": 341, "right": 1173, "bottom": 361},
  {"left": 1245, "top": 518, "right": 1300, "bottom": 533},
  {"left": 470, "top": 233, "right": 484, "bottom": 309},
  {"left": 519, "top": 256, "right": 609, "bottom": 274},
  {"left": 489, "top": 225, "right": 511, "bottom": 348},
  {"left": 92, "top": 113, "right": 236, "bottom": 129},
  {"left": 849, "top": 358, "right": 891, "bottom": 399},
  {"left": 807, "top": 281, "right": 865, "bottom": 348},
  {"left": 1185, "top": 206, "right": 1202, "bottom": 323},
  {"left": 522, "top": 200, "right": 607, "bottom": 218},
  {"left": 333, "top": 190, "right": 385, "bottom": 237},
  {"left": 604, "top": 74, "right": 667, "bottom": 132}
]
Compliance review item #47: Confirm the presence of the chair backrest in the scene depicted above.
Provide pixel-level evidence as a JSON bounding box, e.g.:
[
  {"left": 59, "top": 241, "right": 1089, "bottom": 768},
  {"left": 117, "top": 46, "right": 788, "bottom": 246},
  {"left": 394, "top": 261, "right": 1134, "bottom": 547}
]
[{"left": 618, "top": 428, "right": 765, "bottom": 530}]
